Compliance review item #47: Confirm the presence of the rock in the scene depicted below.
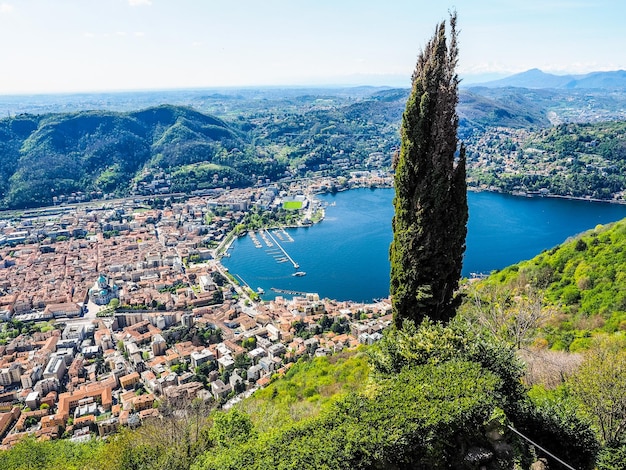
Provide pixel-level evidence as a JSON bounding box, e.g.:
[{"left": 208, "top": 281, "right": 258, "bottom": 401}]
[{"left": 530, "top": 458, "right": 549, "bottom": 470}]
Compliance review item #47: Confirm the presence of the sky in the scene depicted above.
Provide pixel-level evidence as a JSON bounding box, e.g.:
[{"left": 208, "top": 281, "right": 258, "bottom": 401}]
[{"left": 0, "top": 0, "right": 624, "bottom": 94}]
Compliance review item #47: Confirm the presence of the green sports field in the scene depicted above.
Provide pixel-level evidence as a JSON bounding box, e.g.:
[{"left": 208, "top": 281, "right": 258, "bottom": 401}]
[{"left": 283, "top": 200, "right": 303, "bottom": 210}]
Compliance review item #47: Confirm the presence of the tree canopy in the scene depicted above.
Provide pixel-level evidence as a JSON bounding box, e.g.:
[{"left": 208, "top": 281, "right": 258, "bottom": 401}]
[{"left": 390, "top": 12, "right": 468, "bottom": 326}]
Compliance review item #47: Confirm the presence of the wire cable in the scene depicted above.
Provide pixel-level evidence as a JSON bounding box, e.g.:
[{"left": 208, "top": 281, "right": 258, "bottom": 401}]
[{"left": 507, "top": 425, "right": 577, "bottom": 470}]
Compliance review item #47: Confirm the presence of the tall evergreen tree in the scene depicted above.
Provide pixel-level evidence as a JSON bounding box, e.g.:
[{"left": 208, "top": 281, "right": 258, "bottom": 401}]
[{"left": 390, "top": 12, "right": 468, "bottom": 327}]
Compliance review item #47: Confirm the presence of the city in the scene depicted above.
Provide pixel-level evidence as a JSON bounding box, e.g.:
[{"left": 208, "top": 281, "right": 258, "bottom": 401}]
[{"left": 0, "top": 172, "right": 393, "bottom": 448}]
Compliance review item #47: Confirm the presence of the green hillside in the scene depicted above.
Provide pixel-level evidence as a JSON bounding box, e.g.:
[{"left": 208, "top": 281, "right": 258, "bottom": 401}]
[
  {"left": 0, "top": 105, "right": 279, "bottom": 209},
  {"left": 0, "top": 87, "right": 571, "bottom": 211},
  {"left": 0, "top": 325, "right": 599, "bottom": 469},
  {"left": 4, "top": 90, "right": 626, "bottom": 210},
  {"left": 459, "top": 88, "right": 549, "bottom": 131},
  {"left": 467, "top": 121, "right": 626, "bottom": 199},
  {"left": 466, "top": 218, "right": 626, "bottom": 350}
]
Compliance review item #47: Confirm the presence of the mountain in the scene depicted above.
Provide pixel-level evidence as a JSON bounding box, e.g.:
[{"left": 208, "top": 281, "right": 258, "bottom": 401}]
[
  {"left": 458, "top": 88, "right": 550, "bottom": 130},
  {"left": 0, "top": 105, "right": 286, "bottom": 209},
  {"left": 473, "top": 68, "right": 626, "bottom": 90},
  {"left": 473, "top": 68, "right": 578, "bottom": 89},
  {"left": 569, "top": 70, "right": 626, "bottom": 89},
  {"left": 3, "top": 83, "right": 626, "bottom": 210}
]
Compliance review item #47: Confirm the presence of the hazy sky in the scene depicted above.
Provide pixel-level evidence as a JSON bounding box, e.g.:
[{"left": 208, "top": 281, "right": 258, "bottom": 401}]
[{"left": 0, "top": 0, "right": 624, "bottom": 94}]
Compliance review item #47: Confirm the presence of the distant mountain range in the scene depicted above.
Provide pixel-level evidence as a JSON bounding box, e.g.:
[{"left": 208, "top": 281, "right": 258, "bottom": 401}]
[
  {"left": 469, "top": 68, "right": 626, "bottom": 90},
  {"left": 2, "top": 77, "right": 626, "bottom": 210}
]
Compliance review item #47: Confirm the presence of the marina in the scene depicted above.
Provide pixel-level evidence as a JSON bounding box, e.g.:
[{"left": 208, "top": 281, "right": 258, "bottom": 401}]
[
  {"left": 249, "top": 231, "right": 262, "bottom": 248},
  {"left": 279, "top": 227, "right": 294, "bottom": 242},
  {"left": 264, "top": 229, "right": 300, "bottom": 270},
  {"left": 223, "top": 188, "right": 626, "bottom": 302},
  {"left": 259, "top": 230, "right": 273, "bottom": 248}
]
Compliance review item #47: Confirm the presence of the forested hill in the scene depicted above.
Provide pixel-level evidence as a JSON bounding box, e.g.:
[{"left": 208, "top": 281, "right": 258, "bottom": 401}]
[
  {"left": 3, "top": 86, "right": 626, "bottom": 209},
  {"left": 467, "top": 218, "right": 626, "bottom": 350},
  {"left": 0, "top": 89, "right": 567, "bottom": 211},
  {"left": 466, "top": 120, "right": 626, "bottom": 199},
  {"left": 0, "top": 105, "right": 265, "bottom": 209}
]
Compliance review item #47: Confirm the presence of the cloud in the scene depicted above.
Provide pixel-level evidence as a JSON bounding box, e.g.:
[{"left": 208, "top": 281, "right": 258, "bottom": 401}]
[
  {"left": 128, "top": 0, "right": 152, "bottom": 6},
  {"left": 134, "top": 32, "right": 145, "bottom": 37},
  {"left": 0, "top": 3, "right": 14, "bottom": 13}
]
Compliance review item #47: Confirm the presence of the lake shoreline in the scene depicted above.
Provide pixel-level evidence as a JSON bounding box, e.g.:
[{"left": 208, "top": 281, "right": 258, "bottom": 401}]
[
  {"left": 223, "top": 188, "right": 626, "bottom": 302},
  {"left": 468, "top": 186, "right": 626, "bottom": 205}
]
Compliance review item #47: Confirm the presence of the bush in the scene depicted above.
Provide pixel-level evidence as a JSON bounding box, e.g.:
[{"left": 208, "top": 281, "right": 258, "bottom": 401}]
[
  {"left": 596, "top": 445, "right": 626, "bottom": 470},
  {"left": 515, "top": 388, "right": 599, "bottom": 470},
  {"left": 193, "top": 360, "right": 502, "bottom": 470}
]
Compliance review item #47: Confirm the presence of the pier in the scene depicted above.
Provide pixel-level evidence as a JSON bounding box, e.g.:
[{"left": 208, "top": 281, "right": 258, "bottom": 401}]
[
  {"left": 264, "top": 229, "right": 300, "bottom": 269},
  {"left": 236, "top": 274, "right": 251, "bottom": 290},
  {"left": 249, "top": 231, "right": 262, "bottom": 248},
  {"left": 259, "top": 230, "right": 273, "bottom": 247},
  {"left": 271, "top": 287, "right": 308, "bottom": 296}
]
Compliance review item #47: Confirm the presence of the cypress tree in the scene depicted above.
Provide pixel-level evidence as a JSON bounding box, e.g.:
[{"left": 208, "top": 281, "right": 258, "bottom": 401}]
[{"left": 390, "top": 12, "right": 468, "bottom": 327}]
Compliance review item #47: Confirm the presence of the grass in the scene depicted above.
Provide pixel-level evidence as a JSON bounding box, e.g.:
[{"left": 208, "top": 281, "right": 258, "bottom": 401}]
[
  {"left": 238, "top": 351, "right": 370, "bottom": 433},
  {"left": 283, "top": 200, "right": 303, "bottom": 210}
]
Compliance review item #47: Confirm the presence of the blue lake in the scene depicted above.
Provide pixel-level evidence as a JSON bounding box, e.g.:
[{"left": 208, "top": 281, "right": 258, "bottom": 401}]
[{"left": 222, "top": 188, "right": 626, "bottom": 302}]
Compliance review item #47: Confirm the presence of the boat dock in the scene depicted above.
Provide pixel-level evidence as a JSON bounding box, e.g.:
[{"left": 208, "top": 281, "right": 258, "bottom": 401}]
[
  {"left": 259, "top": 230, "right": 273, "bottom": 248},
  {"left": 264, "top": 230, "right": 300, "bottom": 269},
  {"left": 281, "top": 228, "right": 294, "bottom": 242},
  {"left": 271, "top": 287, "right": 308, "bottom": 296},
  {"left": 273, "top": 227, "right": 294, "bottom": 243},
  {"left": 249, "top": 231, "right": 262, "bottom": 248}
]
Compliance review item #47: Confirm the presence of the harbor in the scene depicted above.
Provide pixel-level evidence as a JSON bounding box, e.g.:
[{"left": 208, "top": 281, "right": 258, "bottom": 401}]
[
  {"left": 249, "top": 228, "right": 301, "bottom": 269},
  {"left": 263, "top": 229, "right": 300, "bottom": 270},
  {"left": 271, "top": 287, "right": 308, "bottom": 296}
]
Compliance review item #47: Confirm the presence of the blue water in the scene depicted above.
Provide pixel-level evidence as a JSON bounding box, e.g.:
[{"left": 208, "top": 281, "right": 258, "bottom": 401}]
[{"left": 222, "top": 188, "right": 626, "bottom": 302}]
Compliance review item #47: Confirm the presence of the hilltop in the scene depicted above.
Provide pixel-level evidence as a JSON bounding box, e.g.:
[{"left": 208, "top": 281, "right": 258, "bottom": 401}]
[
  {"left": 0, "top": 105, "right": 269, "bottom": 209},
  {"left": 2, "top": 84, "right": 626, "bottom": 210}
]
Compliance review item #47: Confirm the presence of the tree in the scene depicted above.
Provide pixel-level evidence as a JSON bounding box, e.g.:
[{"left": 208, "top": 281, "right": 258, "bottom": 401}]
[
  {"left": 464, "top": 284, "right": 547, "bottom": 350},
  {"left": 234, "top": 353, "right": 252, "bottom": 370},
  {"left": 208, "top": 408, "right": 254, "bottom": 448},
  {"left": 570, "top": 336, "right": 626, "bottom": 446},
  {"left": 389, "top": 12, "right": 468, "bottom": 327}
]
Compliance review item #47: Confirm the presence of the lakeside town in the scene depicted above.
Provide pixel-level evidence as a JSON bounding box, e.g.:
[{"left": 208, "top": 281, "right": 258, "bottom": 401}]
[{"left": 0, "top": 171, "right": 393, "bottom": 448}]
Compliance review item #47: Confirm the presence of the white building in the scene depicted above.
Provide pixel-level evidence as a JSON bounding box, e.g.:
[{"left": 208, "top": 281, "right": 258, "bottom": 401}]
[{"left": 89, "top": 274, "right": 119, "bottom": 305}]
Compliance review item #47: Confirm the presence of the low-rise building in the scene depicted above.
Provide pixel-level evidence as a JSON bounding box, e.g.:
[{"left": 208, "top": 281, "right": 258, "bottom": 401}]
[
  {"left": 190, "top": 349, "right": 214, "bottom": 370},
  {"left": 46, "top": 303, "right": 83, "bottom": 319},
  {"left": 119, "top": 372, "right": 140, "bottom": 390},
  {"left": 210, "top": 379, "right": 231, "bottom": 400},
  {"left": 43, "top": 355, "right": 66, "bottom": 382}
]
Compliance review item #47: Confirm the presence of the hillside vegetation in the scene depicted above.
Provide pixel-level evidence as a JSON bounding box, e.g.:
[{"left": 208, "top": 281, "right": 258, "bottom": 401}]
[
  {"left": 3, "top": 88, "right": 626, "bottom": 209},
  {"left": 467, "top": 121, "right": 626, "bottom": 199},
  {"left": 0, "top": 323, "right": 600, "bottom": 470},
  {"left": 464, "top": 218, "right": 626, "bottom": 351},
  {"left": 0, "top": 105, "right": 273, "bottom": 209}
]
